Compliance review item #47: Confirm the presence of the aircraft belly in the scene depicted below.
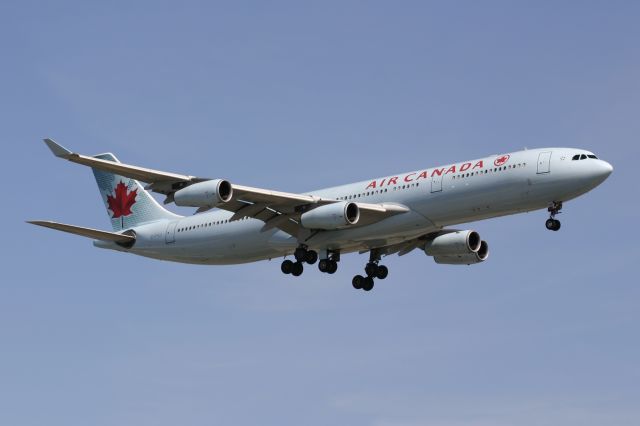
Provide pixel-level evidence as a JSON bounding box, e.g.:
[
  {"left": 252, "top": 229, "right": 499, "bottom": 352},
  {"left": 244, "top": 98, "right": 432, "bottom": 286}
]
[
  {"left": 417, "top": 175, "right": 537, "bottom": 226},
  {"left": 131, "top": 220, "right": 289, "bottom": 265}
]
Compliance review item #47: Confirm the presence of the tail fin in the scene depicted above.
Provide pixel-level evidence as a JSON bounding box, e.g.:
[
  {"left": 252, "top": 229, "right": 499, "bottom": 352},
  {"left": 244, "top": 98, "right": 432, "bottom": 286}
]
[{"left": 92, "top": 153, "right": 179, "bottom": 231}]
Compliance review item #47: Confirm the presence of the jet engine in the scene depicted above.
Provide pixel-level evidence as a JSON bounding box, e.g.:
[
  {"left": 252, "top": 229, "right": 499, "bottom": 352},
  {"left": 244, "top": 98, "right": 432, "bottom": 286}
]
[
  {"left": 424, "top": 230, "right": 489, "bottom": 265},
  {"left": 300, "top": 202, "right": 360, "bottom": 230},
  {"left": 174, "top": 179, "right": 233, "bottom": 208}
]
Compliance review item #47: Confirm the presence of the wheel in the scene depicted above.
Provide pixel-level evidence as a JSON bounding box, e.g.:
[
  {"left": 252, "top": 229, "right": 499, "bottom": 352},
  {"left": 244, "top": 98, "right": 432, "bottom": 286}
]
[
  {"left": 318, "top": 259, "right": 329, "bottom": 273},
  {"left": 305, "top": 250, "right": 318, "bottom": 265},
  {"left": 352, "top": 275, "right": 364, "bottom": 289},
  {"left": 281, "top": 259, "right": 294, "bottom": 274},
  {"left": 545, "top": 218, "right": 556, "bottom": 230},
  {"left": 376, "top": 265, "right": 388, "bottom": 280},
  {"left": 553, "top": 219, "right": 561, "bottom": 231},
  {"left": 294, "top": 247, "right": 307, "bottom": 262},
  {"left": 327, "top": 260, "right": 338, "bottom": 274},
  {"left": 362, "top": 277, "right": 374, "bottom": 291},
  {"left": 365, "top": 262, "right": 379, "bottom": 277},
  {"left": 291, "top": 262, "right": 304, "bottom": 276}
]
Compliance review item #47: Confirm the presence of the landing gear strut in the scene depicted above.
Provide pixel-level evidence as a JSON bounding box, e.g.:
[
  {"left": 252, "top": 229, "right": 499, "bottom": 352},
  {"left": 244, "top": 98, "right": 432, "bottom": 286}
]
[
  {"left": 282, "top": 246, "right": 318, "bottom": 277},
  {"left": 352, "top": 250, "right": 389, "bottom": 291},
  {"left": 318, "top": 250, "right": 339, "bottom": 274},
  {"left": 545, "top": 201, "right": 562, "bottom": 231}
]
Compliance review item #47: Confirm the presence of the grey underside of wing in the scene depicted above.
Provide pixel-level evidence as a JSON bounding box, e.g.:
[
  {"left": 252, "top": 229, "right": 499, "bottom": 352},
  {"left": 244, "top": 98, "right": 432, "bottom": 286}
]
[{"left": 361, "top": 235, "right": 428, "bottom": 257}]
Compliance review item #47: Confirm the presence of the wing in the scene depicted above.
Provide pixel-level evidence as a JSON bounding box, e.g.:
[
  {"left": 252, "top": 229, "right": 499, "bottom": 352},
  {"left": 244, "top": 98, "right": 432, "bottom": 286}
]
[{"left": 44, "top": 139, "right": 409, "bottom": 237}]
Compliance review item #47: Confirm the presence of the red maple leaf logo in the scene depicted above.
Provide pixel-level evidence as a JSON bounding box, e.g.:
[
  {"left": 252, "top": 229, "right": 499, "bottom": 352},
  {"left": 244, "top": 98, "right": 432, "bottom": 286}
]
[
  {"left": 494, "top": 155, "right": 510, "bottom": 166},
  {"left": 107, "top": 181, "right": 137, "bottom": 219}
]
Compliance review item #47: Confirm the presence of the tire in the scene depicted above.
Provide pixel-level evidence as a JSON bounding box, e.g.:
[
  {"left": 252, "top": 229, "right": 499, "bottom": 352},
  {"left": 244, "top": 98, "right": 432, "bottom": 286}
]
[
  {"left": 553, "top": 220, "right": 561, "bottom": 231},
  {"left": 291, "top": 262, "right": 304, "bottom": 276},
  {"left": 327, "top": 260, "right": 338, "bottom": 274},
  {"left": 294, "top": 248, "right": 307, "bottom": 263},
  {"left": 545, "top": 219, "right": 556, "bottom": 230},
  {"left": 352, "top": 275, "right": 364, "bottom": 289},
  {"left": 362, "top": 277, "right": 374, "bottom": 291},
  {"left": 305, "top": 250, "right": 318, "bottom": 265},
  {"left": 318, "top": 259, "right": 329, "bottom": 273},
  {"left": 376, "top": 265, "right": 388, "bottom": 280},
  {"left": 365, "top": 262, "right": 378, "bottom": 277},
  {"left": 281, "top": 259, "right": 294, "bottom": 274}
]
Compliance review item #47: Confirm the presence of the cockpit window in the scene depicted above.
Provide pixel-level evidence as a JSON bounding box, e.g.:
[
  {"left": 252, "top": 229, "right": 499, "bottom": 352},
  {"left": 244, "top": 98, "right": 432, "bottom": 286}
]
[{"left": 573, "top": 153, "right": 598, "bottom": 160}]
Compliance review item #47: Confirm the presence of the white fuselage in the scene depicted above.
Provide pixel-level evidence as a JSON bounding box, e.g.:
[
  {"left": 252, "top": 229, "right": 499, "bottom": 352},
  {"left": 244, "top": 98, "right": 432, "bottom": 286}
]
[{"left": 98, "top": 148, "right": 612, "bottom": 264}]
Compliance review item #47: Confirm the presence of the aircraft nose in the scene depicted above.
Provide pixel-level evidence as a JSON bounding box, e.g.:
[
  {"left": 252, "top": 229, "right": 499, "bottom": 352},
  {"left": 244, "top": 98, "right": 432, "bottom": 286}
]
[
  {"left": 598, "top": 160, "right": 613, "bottom": 177},
  {"left": 590, "top": 159, "right": 613, "bottom": 183}
]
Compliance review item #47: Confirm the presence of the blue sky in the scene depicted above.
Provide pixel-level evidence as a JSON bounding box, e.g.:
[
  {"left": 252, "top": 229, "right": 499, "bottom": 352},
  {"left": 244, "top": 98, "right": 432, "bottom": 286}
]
[{"left": 2, "top": 1, "right": 639, "bottom": 425}]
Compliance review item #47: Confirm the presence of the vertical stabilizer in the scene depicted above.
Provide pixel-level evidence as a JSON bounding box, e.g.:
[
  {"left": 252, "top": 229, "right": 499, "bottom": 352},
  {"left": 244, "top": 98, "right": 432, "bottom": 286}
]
[{"left": 91, "top": 153, "right": 179, "bottom": 231}]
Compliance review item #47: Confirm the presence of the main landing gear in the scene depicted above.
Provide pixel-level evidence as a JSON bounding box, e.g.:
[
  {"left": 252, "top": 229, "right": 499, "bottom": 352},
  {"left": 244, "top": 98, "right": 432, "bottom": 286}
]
[
  {"left": 352, "top": 251, "right": 389, "bottom": 292},
  {"left": 545, "top": 201, "right": 562, "bottom": 231},
  {"left": 318, "top": 250, "right": 339, "bottom": 274},
  {"left": 281, "top": 246, "right": 318, "bottom": 277}
]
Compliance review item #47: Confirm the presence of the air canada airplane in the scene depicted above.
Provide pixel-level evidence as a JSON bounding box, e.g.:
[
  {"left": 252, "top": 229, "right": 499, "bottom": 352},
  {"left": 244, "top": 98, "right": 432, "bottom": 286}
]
[{"left": 30, "top": 139, "right": 612, "bottom": 291}]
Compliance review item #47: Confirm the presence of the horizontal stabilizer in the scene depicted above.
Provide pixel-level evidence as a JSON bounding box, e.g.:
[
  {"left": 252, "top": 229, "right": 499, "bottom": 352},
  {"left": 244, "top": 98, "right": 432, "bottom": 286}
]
[{"left": 28, "top": 220, "right": 135, "bottom": 244}]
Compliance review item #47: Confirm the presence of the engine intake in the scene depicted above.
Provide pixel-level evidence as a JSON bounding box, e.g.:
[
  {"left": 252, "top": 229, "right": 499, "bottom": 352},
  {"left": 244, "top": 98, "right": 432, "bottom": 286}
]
[
  {"left": 300, "top": 201, "right": 360, "bottom": 230},
  {"left": 174, "top": 179, "right": 233, "bottom": 208}
]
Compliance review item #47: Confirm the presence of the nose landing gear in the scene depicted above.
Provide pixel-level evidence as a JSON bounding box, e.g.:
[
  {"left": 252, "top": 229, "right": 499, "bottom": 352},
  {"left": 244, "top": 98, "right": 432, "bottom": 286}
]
[{"left": 545, "top": 201, "right": 562, "bottom": 231}]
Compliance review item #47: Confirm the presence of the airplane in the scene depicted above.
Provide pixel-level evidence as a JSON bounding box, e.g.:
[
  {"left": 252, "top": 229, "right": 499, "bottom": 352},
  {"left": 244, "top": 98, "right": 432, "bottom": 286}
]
[{"left": 29, "top": 139, "right": 613, "bottom": 291}]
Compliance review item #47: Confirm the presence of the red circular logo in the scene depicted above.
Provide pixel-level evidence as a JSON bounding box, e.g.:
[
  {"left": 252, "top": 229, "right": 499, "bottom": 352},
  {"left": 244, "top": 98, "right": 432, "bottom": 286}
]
[{"left": 494, "top": 155, "right": 510, "bottom": 167}]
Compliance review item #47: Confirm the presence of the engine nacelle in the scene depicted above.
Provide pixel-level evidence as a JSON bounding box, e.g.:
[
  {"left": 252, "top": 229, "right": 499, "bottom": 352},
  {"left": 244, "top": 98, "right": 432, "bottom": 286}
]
[
  {"left": 174, "top": 179, "right": 233, "bottom": 208},
  {"left": 433, "top": 240, "right": 489, "bottom": 265},
  {"left": 300, "top": 202, "right": 360, "bottom": 230},
  {"left": 424, "top": 230, "right": 482, "bottom": 256}
]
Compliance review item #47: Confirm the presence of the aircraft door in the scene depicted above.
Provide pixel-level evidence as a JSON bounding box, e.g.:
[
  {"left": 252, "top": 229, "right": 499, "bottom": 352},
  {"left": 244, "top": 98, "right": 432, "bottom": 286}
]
[
  {"left": 165, "top": 221, "right": 177, "bottom": 244},
  {"left": 537, "top": 151, "right": 552, "bottom": 174},
  {"left": 431, "top": 176, "right": 442, "bottom": 193}
]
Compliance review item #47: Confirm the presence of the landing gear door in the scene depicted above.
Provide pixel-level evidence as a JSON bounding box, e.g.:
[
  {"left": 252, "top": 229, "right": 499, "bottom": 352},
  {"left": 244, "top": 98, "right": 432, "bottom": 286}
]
[
  {"left": 431, "top": 176, "right": 442, "bottom": 193},
  {"left": 537, "top": 151, "right": 552, "bottom": 174},
  {"left": 165, "top": 221, "right": 177, "bottom": 244}
]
